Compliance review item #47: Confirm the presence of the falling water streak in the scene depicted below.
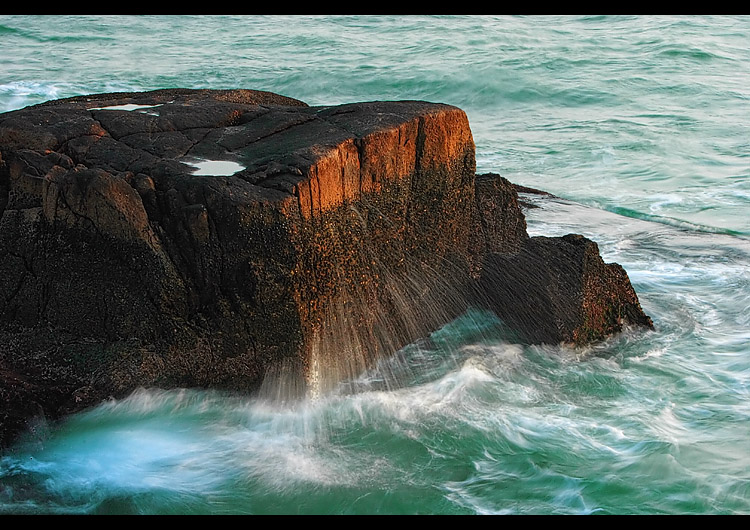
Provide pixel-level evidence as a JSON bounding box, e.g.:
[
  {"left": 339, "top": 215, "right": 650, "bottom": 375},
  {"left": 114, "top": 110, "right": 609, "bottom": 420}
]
[
  {"left": 305, "top": 217, "right": 499, "bottom": 399},
  {"left": 307, "top": 335, "right": 323, "bottom": 402}
]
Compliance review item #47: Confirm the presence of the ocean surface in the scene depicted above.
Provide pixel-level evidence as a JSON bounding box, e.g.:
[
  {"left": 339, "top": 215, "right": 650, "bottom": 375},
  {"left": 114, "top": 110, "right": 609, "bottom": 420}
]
[{"left": 1, "top": 15, "right": 749, "bottom": 515}]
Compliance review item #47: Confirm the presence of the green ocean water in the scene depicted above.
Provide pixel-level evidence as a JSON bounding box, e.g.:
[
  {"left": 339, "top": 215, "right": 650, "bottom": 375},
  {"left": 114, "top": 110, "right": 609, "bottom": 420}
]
[{"left": 0, "top": 15, "right": 748, "bottom": 515}]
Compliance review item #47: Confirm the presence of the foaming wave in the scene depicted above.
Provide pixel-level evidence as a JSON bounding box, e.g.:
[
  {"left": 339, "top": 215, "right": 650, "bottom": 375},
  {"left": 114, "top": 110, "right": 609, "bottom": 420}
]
[
  {"left": 0, "top": 80, "right": 149, "bottom": 112},
  {"left": 0, "top": 332, "right": 533, "bottom": 513},
  {"left": 1, "top": 320, "right": 744, "bottom": 514},
  {"left": 0, "top": 82, "right": 65, "bottom": 112}
]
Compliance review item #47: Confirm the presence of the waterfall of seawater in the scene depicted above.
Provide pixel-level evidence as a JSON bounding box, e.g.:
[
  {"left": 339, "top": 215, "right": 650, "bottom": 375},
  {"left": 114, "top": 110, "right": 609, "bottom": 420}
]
[{"left": 252, "top": 187, "right": 486, "bottom": 404}]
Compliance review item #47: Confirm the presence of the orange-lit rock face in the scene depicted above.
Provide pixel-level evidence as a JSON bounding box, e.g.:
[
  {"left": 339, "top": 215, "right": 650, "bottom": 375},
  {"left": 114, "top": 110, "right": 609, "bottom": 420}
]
[{"left": 298, "top": 139, "right": 362, "bottom": 218}]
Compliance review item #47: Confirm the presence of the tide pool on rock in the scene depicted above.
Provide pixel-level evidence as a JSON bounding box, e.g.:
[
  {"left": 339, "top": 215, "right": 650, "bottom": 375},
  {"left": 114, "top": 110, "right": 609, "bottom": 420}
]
[
  {"left": 88, "top": 103, "right": 165, "bottom": 113},
  {"left": 185, "top": 159, "right": 246, "bottom": 176}
]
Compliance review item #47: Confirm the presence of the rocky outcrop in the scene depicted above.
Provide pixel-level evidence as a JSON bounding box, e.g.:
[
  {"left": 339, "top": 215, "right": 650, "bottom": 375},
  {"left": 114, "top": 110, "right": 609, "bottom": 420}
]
[
  {"left": 0, "top": 89, "right": 652, "bottom": 447},
  {"left": 478, "top": 233, "right": 654, "bottom": 345}
]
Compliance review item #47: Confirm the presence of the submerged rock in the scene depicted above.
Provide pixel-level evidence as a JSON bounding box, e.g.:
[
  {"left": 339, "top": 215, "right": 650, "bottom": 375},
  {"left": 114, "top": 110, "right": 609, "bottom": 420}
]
[{"left": 0, "top": 89, "right": 652, "bottom": 447}]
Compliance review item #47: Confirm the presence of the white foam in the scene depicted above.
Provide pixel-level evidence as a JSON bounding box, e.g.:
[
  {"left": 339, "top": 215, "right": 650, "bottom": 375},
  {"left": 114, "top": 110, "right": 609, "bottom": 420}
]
[{"left": 0, "top": 81, "right": 64, "bottom": 112}]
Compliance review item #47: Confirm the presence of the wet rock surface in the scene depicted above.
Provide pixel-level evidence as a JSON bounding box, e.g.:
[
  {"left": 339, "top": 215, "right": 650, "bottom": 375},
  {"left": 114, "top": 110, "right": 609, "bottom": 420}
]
[
  {"left": 478, "top": 234, "right": 654, "bottom": 345},
  {"left": 0, "top": 89, "right": 652, "bottom": 447}
]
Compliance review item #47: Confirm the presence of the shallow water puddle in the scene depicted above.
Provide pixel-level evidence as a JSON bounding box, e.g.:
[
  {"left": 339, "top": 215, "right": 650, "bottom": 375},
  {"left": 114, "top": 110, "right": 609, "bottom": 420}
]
[
  {"left": 88, "top": 102, "right": 172, "bottom": 115},
  {"left": 89, "top": 103, "right": 160, "bottom": 111},
  {"left": 185, "top": 159, "right": 246, "bottom": 176},
  {"left": 88, "top": 103, "right": 165, "bottom": 116}
]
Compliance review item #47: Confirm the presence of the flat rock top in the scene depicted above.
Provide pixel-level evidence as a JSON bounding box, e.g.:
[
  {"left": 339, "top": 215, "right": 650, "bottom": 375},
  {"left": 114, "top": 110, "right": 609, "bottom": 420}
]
[{"left": 0, "top": 88, "right": 462, "bottom": 207}]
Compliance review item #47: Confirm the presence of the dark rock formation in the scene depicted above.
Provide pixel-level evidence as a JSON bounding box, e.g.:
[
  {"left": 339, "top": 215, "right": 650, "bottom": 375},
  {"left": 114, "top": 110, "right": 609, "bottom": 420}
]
[
  {"left": 0, "top": 89, "right": 652, "bottom": 447},
  {"left": 478, "top": 234, "right": 654, "bottom": 345}
]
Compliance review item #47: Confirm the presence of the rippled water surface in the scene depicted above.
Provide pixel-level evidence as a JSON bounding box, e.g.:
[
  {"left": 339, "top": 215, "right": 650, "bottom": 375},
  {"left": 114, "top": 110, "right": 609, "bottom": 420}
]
[{"left": 1, "top": 15, "right": 749, "bottom": 514}]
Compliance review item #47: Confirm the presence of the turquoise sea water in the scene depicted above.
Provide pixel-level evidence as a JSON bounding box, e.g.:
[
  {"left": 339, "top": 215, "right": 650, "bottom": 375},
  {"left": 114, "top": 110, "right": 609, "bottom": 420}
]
[{"left": 1, "top": 15, "right": 749, "bottom": 514}]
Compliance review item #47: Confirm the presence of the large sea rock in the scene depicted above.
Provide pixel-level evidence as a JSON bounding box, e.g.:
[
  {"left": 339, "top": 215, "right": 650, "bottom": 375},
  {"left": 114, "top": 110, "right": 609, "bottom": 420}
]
[{"left": 0, "top": 89, "right": 653, "bottom": 446}]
